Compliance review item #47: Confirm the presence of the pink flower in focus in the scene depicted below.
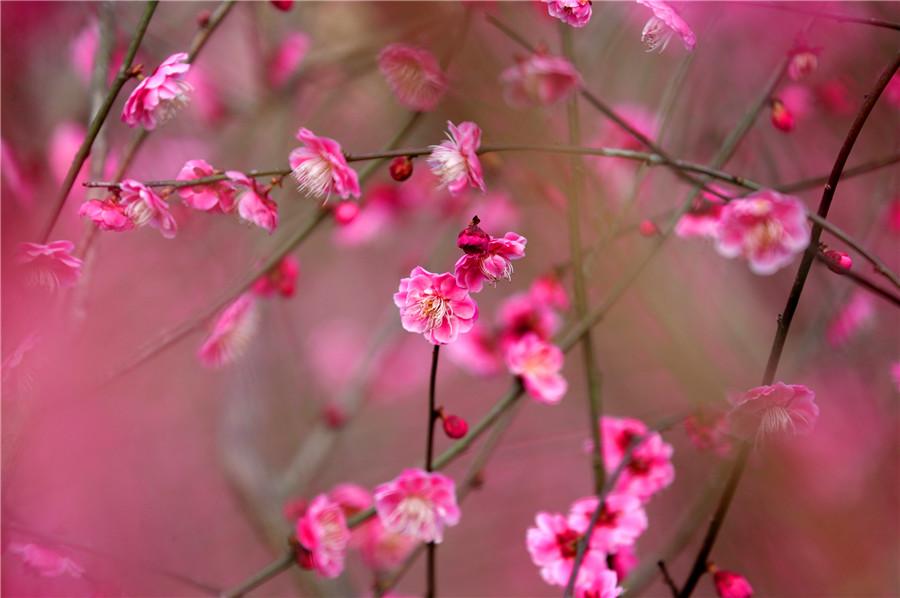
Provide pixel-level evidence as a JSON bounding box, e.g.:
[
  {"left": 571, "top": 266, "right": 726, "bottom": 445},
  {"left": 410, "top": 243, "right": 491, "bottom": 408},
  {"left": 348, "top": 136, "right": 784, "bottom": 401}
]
[
  {"left": 500, "top": 53, "right": 582, "bottom": 108},
  {"left": 525, "top": 512, "right": 609, "bottom": 588},
  {"left": 568, "top": 493, "right": 648, "bottom": 553},
  {"left": 394, "top": 267, "right": 478, "bottom": 345},
  {"left": 505, "top": 333, "right": 567, "bottom": 405},
  {"left": 601, "top": 416, "right": 675, "bottom": 502},
  {"left": 713, "top": 569, "right": 754, "bottom": 598},
  {"left": 826, "top": 290, "right": 874, "bottom": 347},
  {"left": 728, "top": 382, "right": 819, "bottom": 440},
  {"left": 530, "top": 274, "right": 570, "bottom": 311},
  {"left": 445, "top": 323, "right": 502, "bottom": 376},
  {"left": 714, "top": 190, "right": 810, "bottom": 275},
  {"left": 636, "top": 0, "right": 696, "bottom": 52},
  {"left": 295, "top": 494, "right": 351, "bottom": 578},
  {"left": 16, "top": 241, "right": 83, "bottom": 289},
  {"left": 78, "top": 197, "right": 135, "bottom": 232},
  {"left": 542, "top": 0, "right": 592, "bottom": 28},
  {"left": 378, "top": 43, "right": 448, "bottom": 112},
  {"left": 428, "top": 121, "right": 486, "bottom": 195},
  {"left": 454, "top": 231, "right": 527, "bottom": 292},
  {"left": 197, "top": 293, "right": 259, "bottom": 367},
  {"left": 373, "top": 468, "right": 461, "bottom": 544},
  {"left": 9, "top": 543, "right": 84, "bottom": 578},
  {"left": 122, "top": 52, "right": 192, "bottom": 130},
  {"left": 227, "top": 171, "right": 278, "bottom": 233},
  {"left": 253, "top": 255, "right": 300, "bottom": 298},
  {"left": 177, "top": 160, "right": 237, "bottom": 212},
  {"left": 119, "top": 179, "right": 177, "bottom": 238},
  {"left": 289, "top": 128, "right": 360, "bottom": 200},
  {"left": 268, "top": 32, "right": 310, "bottom": 88}
]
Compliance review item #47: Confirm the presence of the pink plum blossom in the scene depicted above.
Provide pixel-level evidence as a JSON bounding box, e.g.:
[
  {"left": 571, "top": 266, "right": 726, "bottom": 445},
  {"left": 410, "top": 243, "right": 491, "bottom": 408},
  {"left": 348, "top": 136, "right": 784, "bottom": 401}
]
[
  {"left": 530, "top": 274, "right": 570, "bottom": 311},
  {"left": 609, "top": 546, "right": 638, "bottom": 581},
  {"left": 568, "top": 493, "right": 648, "bottom": 553},
  {"left": 454, "top": 230, "right": 527, "bottom": 292},
  {"left": 636, "top": 0, "right": 696, "bottom": 52},
  {"left": 525, "top": 512, "right": 610, "bottom": 589},
  {"left": 427, "top": 121, "right": 485, "bottom": 195},
  {"left": 197, "top": 293, "right": 259, "bottom": 367},
  {"left": 122, "top": 52, "right": 192, "bottom": 130},
  {"left": 826, "top": 290, "right": 874, "bottom": 347},
  {"left": 295, "top": 494, "right": 351, "bottom": 578},
  {"left": 333, "top": 484, "right": 416, "bottom": 572},
  {"left": 500, "top": 53, "right": 582, "bottom": 108},
  {"left": 497, "top": 291, "right": 562, "bottom": 350},
  {"left": 119, "top": 179, "right": 177, "bottom": 238},
  {"left": 177, "top": 160, "right": 237, "bottom": 212},
  {"left": 675, "top": 186, "right": 728, "bottom": 239},
  {"left": 227, "top": 171, "right": 278, "bottom": 233},
  {"left": 268, "top": 32, "right": 310, "bottom": 88},
  {"left": 714, "top": 190, "right": 810, "bottom": 275},
  {"left": 16, "top": 241, "right": 83, "bottom": 289},
  {"left": 377, "top": 43, "right": 448, "bottom": 112},
  {"left": 713, "top": 569, "right": 754, "bottom": 598},
  {"left": 601, "top": 416, "right": 675, "bottom": 502},
  {"left": 9, "top": 543, "right": 84, "bottom": 578},
  {"left": 728, "top": 382, "right": 819, "bottom": 440},
  {"left": 505, "top": 333, "right": 567, "bottom": 405},
  {"left": 289, "top": 128, "right": 360, "bottom": 200},
  {"left": 444, "top": 323, "right": 502, "bottom": 376},
  {"left": 394, "top": 267, "right": 478, "bottom": 345},
  {"left": 253, "top": 255, "right": 299, "bottom": 298},
  {"left": 542, "top": 0, "right": 592, "bottom": 28},
  {"left": 78, "top": 197, "right": 135, "bottom": 232},
  {"left": 576, "top": 569, "right": 624, "bottom": 598},
  {"left": 373, "top": 468, "right": 461, "bottom": 544}
]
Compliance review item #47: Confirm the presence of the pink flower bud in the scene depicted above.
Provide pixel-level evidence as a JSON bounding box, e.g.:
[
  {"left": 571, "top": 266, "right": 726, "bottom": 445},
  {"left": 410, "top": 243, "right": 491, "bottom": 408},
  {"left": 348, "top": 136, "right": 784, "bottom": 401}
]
[
  {"left": 333, "top": 201, "right": 359, "bottom": 226},
  {"left": 389, "top": 156, "right": 414, "bottom": 182},
  {"left": 639, "top": 219, "right": 659, "bottom": 237},
  {"left": 770, "top": 98, "right": 794, "bottom": 132},
  {"left": 442, "top": 414, "right": 468, "bottom": 439},
  {"left": 823, "top": 248, "right": 852, "bottom": 273},
  {"left": 457, "top": 215, "right": 490, "bottom": 254},
  {"left": 713, "top": 569, "right": 753, "bottom": 598},
  {"left": 323, "top": 402, "right": 347, "bottom": 429},
  {"left": 270, "top": 0, "right": 293, "bottom": 10}
]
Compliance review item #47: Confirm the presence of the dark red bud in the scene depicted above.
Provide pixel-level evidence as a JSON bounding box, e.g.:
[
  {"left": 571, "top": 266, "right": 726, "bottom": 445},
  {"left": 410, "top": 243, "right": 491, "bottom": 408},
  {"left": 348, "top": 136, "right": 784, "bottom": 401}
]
[
  {"left": 389, "top": 156, "right": 414, "bottom": 182},
  {"left": 823, "top": 248, "right": 852, "bottom": 273},
  {"left": 442, "top": 414, "right": 469, "bottom": 439},
  {"left": 457, "top": 215, "right": 490, "bottom": 254},
  {"left": 270, "top": 0, "right": 294, "bottom": 11},
  {"left": 770, "top": 98, "right": 795, "bottom": 133},
  {"left": 639, "top": 219, "right": 659, "bottom": 237}
]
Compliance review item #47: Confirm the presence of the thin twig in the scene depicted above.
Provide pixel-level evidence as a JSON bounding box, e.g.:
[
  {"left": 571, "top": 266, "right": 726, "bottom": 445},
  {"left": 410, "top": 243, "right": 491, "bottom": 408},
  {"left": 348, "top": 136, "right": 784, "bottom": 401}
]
[
  {"left": 658, "top": 561, "right": 679, "bottom": 597},
  {"left": 742, "top": 1, "right": 900, "bottom": 31},
  {"left": 220, "top": 548, "right": 296, "bottom": 598}
]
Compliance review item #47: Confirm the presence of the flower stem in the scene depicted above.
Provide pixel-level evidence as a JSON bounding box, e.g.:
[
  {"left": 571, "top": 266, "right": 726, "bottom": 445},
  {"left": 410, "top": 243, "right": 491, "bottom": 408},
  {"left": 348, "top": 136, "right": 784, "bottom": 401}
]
[
  {"left": 425, "top": 344, "right": 440, "bottom": 598},
  {"left": 221, "top": 548, "right": 295, "bottom": 598}
]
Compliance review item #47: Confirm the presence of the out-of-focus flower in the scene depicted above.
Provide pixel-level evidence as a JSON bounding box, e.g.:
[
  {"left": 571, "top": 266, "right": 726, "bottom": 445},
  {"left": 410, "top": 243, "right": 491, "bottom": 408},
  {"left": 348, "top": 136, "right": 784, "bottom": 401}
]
[
  {"left": 373, "top": 468, "right": 461, "bottom": 544},
  {"left": 788, "top": 40, "right": 820, "bottom": 81},
  {"left": 609, "top": 546, "right": 638, "bottom": 581},
  {"left": 728, "top": 382, "right": 819, "bottom": 440},
  {"left": 289, "top": 128, "right": 360, "bottom": 201},
  {"left": 886, "top": 74, "right": 900, "bottom": 109},
  {"left": 714, "top": 190, "right": 810, "bottom": 275},
  {"left": 712, "top": 568, "right": 754, "bottom": 598},
  {"left": 886, "top": 198, "right": 900, "bottom": 233},
  {"left": 822, "top": 248, "right": 852, "bottom": 274},
  {"left": 575, "top": 569, "right": 624, "bottom": 598},
  {"left": 227, "top": 171, "right": 279, "bottom": 233},
  {"left": 684, "top": 407, "right": 732, "bottom": 456},
  {"left": 119, "top": 179, "right": 177, "bottom": 238},
  {"left": 389, "top": 156, "right": 414, "bottom": 182},
  {"left": 185, "top": 64, "right": 226, "bottom": 125},
  {"left": 271, "top": 0, "right": 293, "bottom": 10},
  {"left": 295, "top": 494, "right": 351, "bottom": 578},
  {"left": 197, "top": 293, "right": 259, "bottom": 367},
  {"left": 16, "top": 241, "right": 83, "bottom": 290},
  {"left": 253, "top": 255, "right": 299, "bottom": 298},
  {"left": 9, "top": 543, "right": 84, "bottom": 578},
  {"left": 530, "top": 274, "right": 569, "bottom": 311},
  {"left": 638, "top": 219, "right": 659, "bottom": 237},
  {"left": 542, "top": 0, "right": 592, "bottom": 28},
  {"left": 505, "top": 333, "right": 567, "bottom": 405},
  {"left": 71, "top": 20, "right": 99, "bottom": 83},
  {"left": 600, "top": 416, "right": 675, "bottom": 502},
  {"left": 590, "top": 104, "right": 658, "bottom": 196},
  {"left": 454, "top": 227, "right": 527, "bottom": 292},
  {"left": 568, "top": 493, "right": 648, "bottom": 553},
  {"left": 177, "top": 160, "right": 237, "bottom": 212},
  {"left": 826, "top": 290, "right": 874, "bottom": 347},
  {"left": 329, "top": 483, "right": 373, "bottom": 517},
  {"left": 377, "top": 43, "right": 447, "bottom": 112},
  {"left": 500, "top": 53, "right": 582, "bottom": 108},
  {"left": 816, "top": 79, "right": 854, "bottom": 115},
  {"left": 675, "top": 186, "right": 728, "bottom": 239},
  {"left": 357, "top": 518, "right": 417, "bottom": 572},
  {"left": 122, "top": 52, "right": 192, "bottom": 130},
  {"left": 49, "top": 122, "right": 86, "bottom": 185},
  {"left": 428, "top": 121, "right": 485, "bottom": 195},
  {"left": 394, "top": 267, "right": 478, "bottom": 345},
  {"left": 2, "top": 139, "right": 34, "bottom": 206},
  {"left": 770, "top": 98, "right": 795, "bottom": 132},
  {"left": 526, "top": 512, "right": 609, "bottom": 588},
  {"left": 444, "top": 323, "right": 502, "bottom": 376},
  {"left": 497, "top": 291, "right": 562, "bottom": 350},
  {"left": 780, "top": 84, "right": 814, "bottom": 123},
  {"left": 78, "top": 197, "right": 135, "bottom": 232},
  {"left": 636, "top": 0, "right": 696, "bottom": 52},
  {"left": 268, "top": 32, "right": 310, "bottom": 88}
]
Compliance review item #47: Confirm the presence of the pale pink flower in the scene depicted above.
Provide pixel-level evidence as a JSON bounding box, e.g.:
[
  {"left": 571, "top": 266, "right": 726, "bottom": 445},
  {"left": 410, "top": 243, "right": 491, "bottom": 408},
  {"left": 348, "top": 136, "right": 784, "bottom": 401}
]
[
  {"left": 378, "top": 43, "right": 448, "bottom": 112},
  {"left": 713, "top": 569, "right": 754, "bottom": 598},
  {"left": 119, "top": 179, "right": 177, "bottom": 238},
  {"left": 826, "top": 290, "right": 874, "bottom": 347},
  {"left": 78, "top": 197, "right": 135, "bottom": 232},
  {"left": 295, "top": 494, "right": 351, "bottom": 579},
  {"left": 729, "top": 382, "right": 818, "bottom": 440},
  {"left": 568, "top": 493, "right": 648, "bottom": 553},
  {"left": 714, "top": 190, "right": 810, "bottom": 275},
  {"left": 780, "top": 84, "right": 814, "bottom": 122},
  {"left": 427, "top": 121, "right": 486, "bottom": 195},
  {"left": 526, "top": 512, "right": 609, "bottom": 588},
  {"left": 373, "top": 468, "right": 461, "bottom": 544},
  {"left": 16, "top": 241, "right": 83, "bottom": 289},
  {"left": 454, "top": 232, "right": 527, "bottom": 292},
  {"left": 530, "top": 274, "right": 570, "bottom": 311},
  {"left": 289, "top": 128, "right": 360, "bottom": 200},
  {"left": 393, "top": 267, "right": 478, "bottom": 345},
  {"left": 268, "top": 32, "right": 310, "bottom": 88},
  {"left": 543, "top": 0, "right": 592, "bottom": 28},
  {"left": 497, "top": 291, "right": 562, "bottom": 350},
  {"left": 675, "top": 186, "right": 728, "bottom": 239},
  {"left": 122, "top": 52, "right": 192, "bottom": 130},
  {"left": 601, "top": 416, "right": 675, "bottom": 502},
  {"left": 505, "top": 333, "right": 567, "bottom": 405},
  {"left": 444, "top": 323, "right": 502, "bottom": 376},
  {"left": 576, "top": 569, "right": 624, "bottom": 598},
  {"left": 177, "top": 159, "right": 237, "bottom": 212},
  {"left": 500, "top": 53, "right": 582, "bottom": 108},
  {"left": 227, "top": 171, "right": 279, "bottom": 233},
  {"left": 253, "top": 255, "right": 299, "bottom": 298},
  {"left": 636, "top": 0, "right": 696, "bottom": 52},
  {"left": 197, "top": 293, "right": 259, "bottom": 367},
  {"left": 9, "top": 543, "right": 84, "bottom": 578}
]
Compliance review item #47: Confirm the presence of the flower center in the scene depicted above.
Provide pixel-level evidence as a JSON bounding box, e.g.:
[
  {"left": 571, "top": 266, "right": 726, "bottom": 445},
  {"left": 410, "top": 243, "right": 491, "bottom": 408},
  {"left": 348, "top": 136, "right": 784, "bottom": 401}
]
[
  {"left": 749, "top": 218, "right": 784, "bottom": 250},
  {"left": 641, "top": 17, "right": 674, "bottom": 53},
  {"left": 555, "top": 529, "right": 580, "bottom": 559},
  {"left": 293, "top": 155, "right": 334, "bottom": 199},
  {"left": 416, "top": 292, "right": 449, "bottom": 331}
]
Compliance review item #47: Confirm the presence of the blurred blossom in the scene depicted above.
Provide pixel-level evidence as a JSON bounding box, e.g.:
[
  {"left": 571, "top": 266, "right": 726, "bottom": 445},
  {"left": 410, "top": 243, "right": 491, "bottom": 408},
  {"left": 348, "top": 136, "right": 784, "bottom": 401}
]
[
  {"left": 590, "top": 104, "right": 658, "bottom": 197},
  {"left": 608, "top": 546, "right": 638, "bottom": 581},
  {"left": 886, "top": 74, "right": 900, "bottom": 108},
  {"left": 289, "top": 128, "right": 360, "bottom": 201},
  {"left": 728, "top": 382, "right": 819, "bottom": 440},
  {"left": 712, "top": 568, "right": 754, "bottom": 598},
  {"left": 428, "top": 121, "right": 486, "bottom": 195},
  {"left": 373, "top": 468, "right": 461, "bottom": 544},
  {"left": 120, "top": 179, "right": 178, "bottom": 238},
  {"left": 445, "top": 323, "right": 502, "bottom": 376},
  {"left": 197, "top": 293, "right": 259, "bottom": 367},
  {"left": 675, "top": 186, "right": 728, "bottom": 239},
  {"left": 684, "top": 407, "right": 732, "bottom": 456},
  {"left": 49, "top": 121, "right": 86, "bottom": 185},
  {"left": 377, "top": 43, "right": 447, "bottom": 112},
  {"left": 636, "top": 0, "right": 696, "bottom": 53},
  {"left": 122, "top": 52, "right": 192, "bottom": 130},
  {"left": 505, "top": 333, "right": 567, "bottom": 404},
  {"left": 826, "top": 290, "right": 874, "bottom": 347},
  {"left": 600, "top": 416, "right": 675, "bottom": 502},
  {"left": 185, "top": 65, "right": 226, "bottom": 125},
  {"left": 294, "top": 494, "right": 351, "bottom": 578},
  {"left": 769, "top": 98, "right": 795, "bottom": 132},
  {"left": 394, "top": 267, "right": 478, "bottom": 345},
  {"left": 525, "top": 511, "right": 610, "bottom": 590},
  {"left": 177, "top": 160, "right": 237, "bottom": 212},
  {"left": 268, "top": 32, "right": 310, "bottom": 88},
  {"left": 780, "top": 83, "right": 814, "bottom": 121},
  {"left": 333, "top": 183, "right": 416, "bottom": 246},
  {"left": 306, "top": 320, "right": 365, "bottom": 390},
  {"left": 530, "top": 274, "right": 570, "bottom": 311},
  {"left": 16, "top": 241, "right": 83, "bottom": 290},
  {"left": 568, "top": 493, "right": 648, "bottom": 553},
  {"left": 497, "top": 291, "right": 562, "bottom": 350},
  {"left": 252, "top": 255, "right": 299, "bottom": 298},
  {"left": 1, "top": 139, "right": 34, "bottom": 207},
  {"left": 9, "top": 543, "right": 84, "bottom": 578},
  {"left": 816, "top": 79, "right": 854, "bottom": 115},
  {"left": 542, "top": 0, "right": 592, "bottom": 28},
  {"left": 500, "top": 53, "right": 582, "bottom": 108},
  {"left": 787, "top": 39, "right": 820, "bottom": 81}
]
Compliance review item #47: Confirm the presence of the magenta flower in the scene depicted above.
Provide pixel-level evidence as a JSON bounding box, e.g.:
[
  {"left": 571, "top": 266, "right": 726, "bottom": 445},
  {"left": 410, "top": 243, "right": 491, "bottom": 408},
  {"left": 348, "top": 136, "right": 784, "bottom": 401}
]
[
  {"left": 121, "top": 52, "right": 192, "bottom": 130},
  {"left": 675, "top": 186, "right": 728, "bottom": 239},
  {"left": 394, "top": 267, "right": 478, "bottom": 345},
  {"left": 78, "top": 198, "right": 135, "bottom": 232},
  {"left": 119, "top": 179, "right": 177, "bottom": 239},
  {"left": 525, "top": 512, "right": 610, "bottom": 589},
  {"left": 601, "top": 416, "right": 675, "bottom": 502},
  {"left": 454, "top": 223, "right": 527, "bottom": 292},
  {"left": 197, "top": 293, "right": 259, "bottom": 368},
  {"left": 227, "top": 171, "right": 279, "bottom": 233},
  {"left": 713, "top": 569, "right": 754, "bottom": 598},
  {"left": 543, "top": 0, "right": 593, "bottom": 28},
  {"left": 295, "top": 494, "right": 351, "bottom": 579},
  {"left": 505, "top": 333, "right": 567, "bottom": 405},
  {"left": 378, "top": 43, "right": 448, "bottom": 112},
  {"left": 728, "top": 382, "right": 819, "bottom": 440},
  {"left": 357, "top": 518, "right": 417, "bottom": 572},
  {"left": 575, "top": 569, "right": 624, "bottom": 598},
  {"left": 530, "top": 274, "right": 570, "bottom": 311},
  {"left": 177, "top": 160, "right": 237, "bottom": 213},
  {"left": 826, "top": 290, "right": 874, "bottom": 347},
  {"left": 497, "top": 291, "right": 562, "bottom": 351},
  {"left": 268, "top": 32, "right": 310, "bottom": 88},
  {"left": 253, "top": 255, "right": 299, "bottom": 298},
  {"left": 609, "top": 546, "right": 638, "bottom": 581},
  {"left": 427, "top": 121, "right": 485, "bottom": 195},
  {"left": 444, "top": 323, "right": 502, "bottom": 376},
  {"left": 568, "top": 493, "right": 648, "bottom": 553},
  {"left": 9, "top": 543, "right": 84, "bottom": 578},
  {"left": 16, "top": 240, "right": 83, "bottom": 289},
  {"left": 714, "top": 190, "right": 810, "bottom": 275},
  {"left": 373, "top": 468, "right": 461, "bottom": 544},
  {"left": 636, "top": 1, "right": 696, "bottom": 52},
  {"left": 289, "top": 128, "right": 360, "bottom": 201},
  {"left": 500, "top": 53, "right": 582, "bottom": 108}
]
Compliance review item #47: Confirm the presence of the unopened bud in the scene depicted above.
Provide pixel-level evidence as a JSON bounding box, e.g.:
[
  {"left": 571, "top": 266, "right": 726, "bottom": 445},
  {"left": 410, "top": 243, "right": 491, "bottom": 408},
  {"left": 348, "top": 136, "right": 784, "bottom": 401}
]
[
  {"left": 770, "top": 98, "right": 795, "bottom": 132},
  {"left": 823, "top": 248, "right": 852, "bottom": 273},
  {"left": 442, "top": 414, "right": 469, "bottom": 439},
  {"left": 270, "top": 0, "right": 294, "bottom": 11},
  {"left": 712, "top": 568, "right": 754, "bottom": 598},
  {"left": 389, "top": 156, "right": 414, "bottom": 182},
  {"left": 457, "top": 215, "right": 490, "bottom": 254},
  {"left": 332, "top": 201, "right": 359, "bottom": 226}
]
